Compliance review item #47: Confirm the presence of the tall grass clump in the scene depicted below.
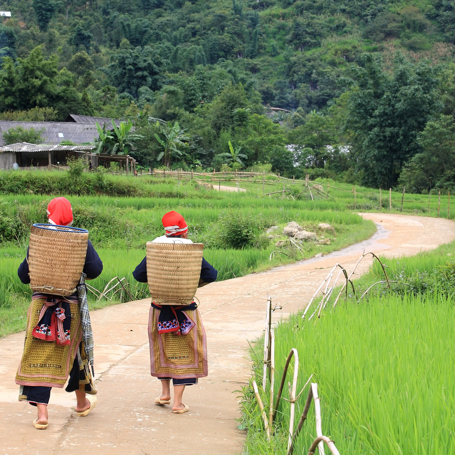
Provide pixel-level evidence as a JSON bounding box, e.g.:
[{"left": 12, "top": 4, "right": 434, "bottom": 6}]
[{"left": 243, "top": 293, "right": 455, "bottom": 454}]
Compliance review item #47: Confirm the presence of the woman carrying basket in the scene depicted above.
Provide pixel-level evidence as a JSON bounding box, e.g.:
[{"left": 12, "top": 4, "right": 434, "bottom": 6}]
[
  {"left": 16, "top": 197, "right": 103, "bottom": 429},
  {"left": 133, "top": 211, "right": 217, "bottom": 414}
]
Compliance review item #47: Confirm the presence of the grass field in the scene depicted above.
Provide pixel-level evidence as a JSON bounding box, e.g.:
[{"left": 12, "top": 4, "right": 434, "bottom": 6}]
[{"left": 241, "top": 241, "right": 455, "bottom": 454}]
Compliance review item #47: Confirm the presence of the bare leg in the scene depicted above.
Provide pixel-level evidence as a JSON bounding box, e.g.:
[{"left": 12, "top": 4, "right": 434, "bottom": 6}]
[
  {"left": 75, "top": 389, "right": 90, "bottom": 412},
  {"left": 36, "top": 403, "right": 48, "bottom": 424},
  {"left": 172, "top": 385, "right": 186, "bottom": 411},
  {"left": 160, "top": 379, "right": 171, "bottom": 401}
]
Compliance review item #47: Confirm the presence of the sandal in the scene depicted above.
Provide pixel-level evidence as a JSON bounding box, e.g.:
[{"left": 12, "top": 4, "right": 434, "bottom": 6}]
[
  {"left": 33, "top": 419, "right": 49, "bottom": 430},
  {"left": 76, "top": 398, "right": 97, "bottom": 417},
  {"left": 155, "top": 397, "right": 171, "bottom": 405},
  {"left": 172, "top": 404, "right": 189, "bottom": 414}
]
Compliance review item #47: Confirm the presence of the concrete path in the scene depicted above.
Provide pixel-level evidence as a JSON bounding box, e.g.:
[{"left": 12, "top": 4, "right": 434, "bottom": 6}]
[
  {"left": 212, "top": 184, "right": 246, "bottom": 192},
  {"left": 1, "top": 214, "right": 454, "bottom": 455}
]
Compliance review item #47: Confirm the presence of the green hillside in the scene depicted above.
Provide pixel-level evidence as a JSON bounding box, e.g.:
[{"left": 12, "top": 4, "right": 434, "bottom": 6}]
[{"left": 1, "top": 0, "right": 455, "bottom": 190}]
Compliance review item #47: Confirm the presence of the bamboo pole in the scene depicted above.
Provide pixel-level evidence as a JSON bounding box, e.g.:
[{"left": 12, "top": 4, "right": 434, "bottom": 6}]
[
  {"left": 438, "top": 191, "right": 441, "bottom": 217},
  {"left": 389, "top": 188, "right": 392, "bottom": 211},
  {"left": 307, "top": 436, "right": 341, "bottom": 455},
  {"left": 312, "top": 383, "right": 325, "bottom": 455},
  {"left": 400, "top": 186, "right": 405, "bottom": 212},
  {"left": 268, "top": 329, "right": 275, "bottom": 430},
  {"left": 252, "top": 380, "right": 270, "bottom": 440},
  {"left": 262, "top": 298, "right": 272, "bottom": 391},
  {"left": 287, "top": 349, "right": 299, "bottom": 453},
  {"left": 288, "top": 388, "right": 314, "bottom": 455}
]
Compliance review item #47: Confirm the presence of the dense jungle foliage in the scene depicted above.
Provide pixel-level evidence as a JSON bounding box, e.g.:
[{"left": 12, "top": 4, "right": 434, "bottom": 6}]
[{"left": 2, "top": 0, "right": 455, "bottom": 191}]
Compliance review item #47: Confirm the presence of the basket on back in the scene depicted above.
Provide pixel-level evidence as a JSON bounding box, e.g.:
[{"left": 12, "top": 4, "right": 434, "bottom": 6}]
[
  {"left": 146, "top": 242, "right": 204, "bottom": 305},
  {"left": 28, "top": 224, "right": 89, "bottom": 296}
]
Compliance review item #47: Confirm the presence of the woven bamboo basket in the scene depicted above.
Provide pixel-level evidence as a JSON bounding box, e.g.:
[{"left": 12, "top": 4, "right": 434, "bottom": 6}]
[
  {"left": 28, "top": 224, "right": 89, "bottom": 296},
  {"left": 146, "top": 242, "right": 204, "bottom": 305}
]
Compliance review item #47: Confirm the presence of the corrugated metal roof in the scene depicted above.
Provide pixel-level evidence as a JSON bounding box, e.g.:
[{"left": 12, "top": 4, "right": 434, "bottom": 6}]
[
  {"left": 0, "top": 121, "right": 101, "bottom": 147},
  {"left": 0, "top": 142, "right": 95, "bottom": 153},
  {"left": 65, "top": 114, "right": 121, "bottom": 127}
]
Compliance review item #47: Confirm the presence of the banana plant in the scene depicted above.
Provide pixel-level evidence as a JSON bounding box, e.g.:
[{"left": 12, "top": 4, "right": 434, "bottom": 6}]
[
  {"left": 220, "top": 140, "right": 248, "bottom": 167},
  {"left": 154, "top": 121, "right": 188, "bottom": 168}
]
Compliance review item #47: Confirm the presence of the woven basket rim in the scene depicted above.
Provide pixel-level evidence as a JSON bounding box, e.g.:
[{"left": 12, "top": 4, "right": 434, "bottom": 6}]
[{"left": 32, "top": 223, "right": 88, "bottom": 234}]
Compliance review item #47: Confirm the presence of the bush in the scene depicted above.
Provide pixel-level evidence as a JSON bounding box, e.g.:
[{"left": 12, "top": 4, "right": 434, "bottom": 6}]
[
  {"left": 212, "top": 213, "right": 262, "bottom": 249},
  {"left": 3, "top": 126, "right": 45, "bottom": 145},
  {"left": 67, "top": 157, "right": 87, "bottom": 178}
]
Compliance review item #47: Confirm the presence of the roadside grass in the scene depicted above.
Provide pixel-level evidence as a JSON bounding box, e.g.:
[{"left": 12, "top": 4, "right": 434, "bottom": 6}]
[{"left": 240, "top": 240, "right": 455, "bottom": 454}]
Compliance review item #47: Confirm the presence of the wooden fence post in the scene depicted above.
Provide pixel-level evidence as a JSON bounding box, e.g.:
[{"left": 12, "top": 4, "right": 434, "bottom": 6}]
[
  {"left": 438, "top": 191, "right": 441, "bottom": 217},
  {"left": 400, "top": 186, "right": 405, "bottom": 212},
  {"left": 191, "top": 169, "right": 193, "bottom": 181},
  {"left": 389, "top": 188, "right": 392, "bottom": 211},
  {"left": 379, "top": 188, "right": 382, "bottom": 210},
  {"left": 237, "top": 180, "right": 239, "bottom": 192}
]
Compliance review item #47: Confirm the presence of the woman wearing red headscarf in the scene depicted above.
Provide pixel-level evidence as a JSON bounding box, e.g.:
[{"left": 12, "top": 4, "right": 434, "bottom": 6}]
[
  {"left": 133, "top": 211, "right": 217, "bottom": 414},
  {"left": 16, "top": 197, "right": 103, "bottom": 429}
]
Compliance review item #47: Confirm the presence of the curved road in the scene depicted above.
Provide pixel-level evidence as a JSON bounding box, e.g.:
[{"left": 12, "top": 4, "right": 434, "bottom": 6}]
[{"left": 1, "top": 214, "right": 454, "bottom": 455}]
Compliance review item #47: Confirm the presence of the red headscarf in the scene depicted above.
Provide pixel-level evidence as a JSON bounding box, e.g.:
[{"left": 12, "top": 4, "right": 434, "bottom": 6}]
[
  {"left": 162, "top": 211, "right": 188, "bottom": 237},
  {"left": 47, "top": 197, "right": 73, "bottom": 226}
]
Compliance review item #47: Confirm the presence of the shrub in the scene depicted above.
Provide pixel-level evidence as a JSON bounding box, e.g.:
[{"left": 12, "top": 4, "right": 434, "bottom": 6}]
[
  {"left": 213, "top": 213, "right": 261, "bottom": 249},
  {"left": 67, "top": 157, "right": 87, "bottom": 178},
  {"left": 3, "top": 126, "right": 45, "bottom": 145}
]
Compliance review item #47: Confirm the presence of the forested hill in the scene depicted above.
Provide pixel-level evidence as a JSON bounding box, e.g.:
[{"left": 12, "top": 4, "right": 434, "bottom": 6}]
[{"left": 1, "top": 0, "right": 455, "bottom": 192}]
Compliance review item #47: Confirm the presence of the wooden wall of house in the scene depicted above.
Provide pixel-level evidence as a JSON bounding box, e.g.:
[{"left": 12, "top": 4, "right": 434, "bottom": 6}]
[{"left": 0, "top": 152, "right": 16, "bottom": 169}]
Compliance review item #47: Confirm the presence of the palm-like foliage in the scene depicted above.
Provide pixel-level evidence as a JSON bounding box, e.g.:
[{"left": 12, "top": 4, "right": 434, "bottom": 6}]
[
  {"left": 220, "top": 140, "right": 248, "bottom": 167},
  {"left": 154, "top": 121, "right": 188, "bottom": 168},
  {"left": 94, "top": 120, "right": 143, "bottom": 155}
]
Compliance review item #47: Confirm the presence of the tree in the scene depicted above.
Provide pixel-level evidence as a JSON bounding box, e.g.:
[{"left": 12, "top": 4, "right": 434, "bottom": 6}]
[
  {"left": 33, "top": 0, "right": 57, "bottom": 32},
  {"left": 347, "top": 53, "right": 441, "bottom": 188},
  {"left": 71, "top": 26, "right": 93, "bottom": 52},
  {"left": 288, "top": 112, "right": 336, "bottom": 168},
  {"left": 399, "top": 115, "right": 455, "bottom": 192},
  {"left": 95, "top": 120, "right": 143, "bottom": 155},
  {"left": 208, "top": 83, "right": 249, "bottom": 133},
  {"left": 220, "top": 141, "right": 247, "bottom": 167},
  {"left": 108, "top": 46, "right": 165, "bottom": 98},
  {"left": 154, "top": 121, "right": 188, "bottom": 168},
  {"left": 66, "top": 51, "right": 95, "bottom": 77},
  {"left": 3, "top": 127, "right": 45, "bottom": 145},
  {"left": 0, "top": 46, "right": 59, "bottom": 112}
]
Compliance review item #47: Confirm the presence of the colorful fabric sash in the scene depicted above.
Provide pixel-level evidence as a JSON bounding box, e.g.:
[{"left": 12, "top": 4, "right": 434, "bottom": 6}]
[
  {"left": 31, "top": 294, "right": 77, "bottom": 346},
  {"left": 152, "top": 302, "right": 197, "bottom": 335}
]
